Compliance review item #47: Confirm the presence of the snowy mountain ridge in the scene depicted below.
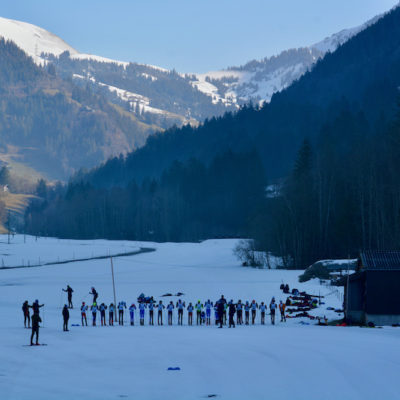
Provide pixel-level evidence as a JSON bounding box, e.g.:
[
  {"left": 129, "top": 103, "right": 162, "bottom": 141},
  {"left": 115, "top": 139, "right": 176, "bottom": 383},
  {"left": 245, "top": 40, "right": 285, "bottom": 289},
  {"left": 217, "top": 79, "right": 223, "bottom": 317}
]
[
  {"left": 0, "top": 9, "right": 393, "bottom": 126},
  {"left": 190, "top": 10, "right": 391, "bottom": 106}
]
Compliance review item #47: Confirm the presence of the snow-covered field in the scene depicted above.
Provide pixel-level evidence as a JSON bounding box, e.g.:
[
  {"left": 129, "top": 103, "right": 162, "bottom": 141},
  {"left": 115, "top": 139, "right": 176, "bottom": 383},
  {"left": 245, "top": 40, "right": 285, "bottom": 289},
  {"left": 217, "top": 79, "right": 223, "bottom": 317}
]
[
  {"left": 0, "top": 235, "right": 141, "bottom": 268},
  {"left": 1, "top": 238, "right": 399, "bottom": 400}
]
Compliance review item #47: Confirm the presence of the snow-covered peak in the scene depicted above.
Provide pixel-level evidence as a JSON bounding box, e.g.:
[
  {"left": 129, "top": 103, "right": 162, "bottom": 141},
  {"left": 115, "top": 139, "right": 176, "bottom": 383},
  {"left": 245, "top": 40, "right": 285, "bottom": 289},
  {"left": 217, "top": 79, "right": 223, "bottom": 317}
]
[
  {"left": 0, "top": 16, "right": 78, "bottom": 64},
  {"left": 312, "top": 14, "right": 383, "bottom": 53}
]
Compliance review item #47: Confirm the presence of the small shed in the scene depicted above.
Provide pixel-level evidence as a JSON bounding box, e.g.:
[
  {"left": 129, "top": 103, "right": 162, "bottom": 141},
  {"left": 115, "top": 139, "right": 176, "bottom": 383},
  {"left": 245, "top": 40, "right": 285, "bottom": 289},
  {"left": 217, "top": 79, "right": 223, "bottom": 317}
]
[{"left": 345, "top": 250, "right": 400, "bottom": 325}]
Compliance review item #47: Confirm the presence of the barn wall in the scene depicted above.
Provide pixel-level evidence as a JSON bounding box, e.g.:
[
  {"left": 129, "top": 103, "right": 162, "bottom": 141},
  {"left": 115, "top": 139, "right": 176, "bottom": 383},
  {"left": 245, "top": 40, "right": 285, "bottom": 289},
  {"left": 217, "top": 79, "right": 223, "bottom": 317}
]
[
  {"left": 365, "top": 271, "right": 400, "bottom": 315},
  {"left": 366, "top": 314, "right": 400, "bottom": 326}
]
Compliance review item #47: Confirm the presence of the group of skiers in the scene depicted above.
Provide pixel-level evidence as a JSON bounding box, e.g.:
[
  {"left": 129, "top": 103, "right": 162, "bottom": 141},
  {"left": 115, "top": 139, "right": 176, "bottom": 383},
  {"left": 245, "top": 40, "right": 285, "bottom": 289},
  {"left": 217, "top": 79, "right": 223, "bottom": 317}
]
[
  {"left": 77, "top": 295, "right": 287, "bottom": 328},
  {"left": 23, "top": 285, "right": 289, "bottom": 344},
  {"left": 22, "top": 299, "right": 44, "bottom": 345}
]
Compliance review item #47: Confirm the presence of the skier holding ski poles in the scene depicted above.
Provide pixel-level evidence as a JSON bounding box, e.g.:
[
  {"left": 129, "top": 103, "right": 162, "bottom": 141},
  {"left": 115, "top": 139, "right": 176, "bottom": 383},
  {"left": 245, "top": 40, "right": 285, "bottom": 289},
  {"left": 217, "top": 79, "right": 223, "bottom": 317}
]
[
  {"left": 244, "top": 301, "right": 250, "bottom": 325},
  {"left": 204, "top": 300, "right": 213, "bottom": 325},
  {"left": 91, "top": 302, "right": 98, "bottom": 326},
  {"left": 270, "top": 297, "right": 277, "bottom": 325},
  {"left": 30, "top": 313, "right": 42, "bottom": 346},
  {"left": 118, "top": 301, "right": 127, "bottom": 325},
  {"left": 81, "top": 302, "right": 88, "bottom": 326},
  {"left": 176, "top": 299, "right": 185, "bottom": 325},
  {"left": 139, "top": 302, "right": 146, "bottom": 326},
  {"left": 149, "top": 301, "right": 155, "bottom": 325},
  {"left": 157, "top": 301, "right": 164, "bottom": 325},
  {"left": 62, "top": 305, "right": 70, "bottom": 331},
  {"left": 109, "top": 303, "right": 115, "bottom": 326},
  {"left": 260, "top": 302, "right": 267, "bottom": 325},
  {"left": 195, "top": 300, "right": 203, "bottom": 325},
  {"left": 167, "top": 301, "right": 174, "bottom": 325},
  {"left": 228, "top": 300, "right": 236, "bottom": 328},
  {"left": 216, "top": 296, "right": 226, "bottom": 328},
  {"left": 100, "top": 303, "right": 108, "bottom": 326},
  {"left": 129, "top": 303, "right": 136, "bottom": 326},
  {"left": 187, "top": 302, "right": 194, "bottom": 325},
  {"left": 62, "top": 285, "right": 74, "bottom": 308},
  {"left": 279, "top": 300, "right": 286, "bottom": 322},
  {"left": 236, "top": 300, "right": 243, "bottom": 325},
  {"left": 22, "top": 300, "right": 30, "bottom": 328},
  {"left": 251, "top": 300, "right": 258, "bottom": 325}
]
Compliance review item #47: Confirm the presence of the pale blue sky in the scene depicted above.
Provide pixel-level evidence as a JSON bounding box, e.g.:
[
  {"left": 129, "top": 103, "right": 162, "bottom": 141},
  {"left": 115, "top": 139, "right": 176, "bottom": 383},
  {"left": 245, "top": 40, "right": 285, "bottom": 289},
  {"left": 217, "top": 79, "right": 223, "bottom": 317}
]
[{"left": 1, "top": 0, "right": 398, "bottom": 72}]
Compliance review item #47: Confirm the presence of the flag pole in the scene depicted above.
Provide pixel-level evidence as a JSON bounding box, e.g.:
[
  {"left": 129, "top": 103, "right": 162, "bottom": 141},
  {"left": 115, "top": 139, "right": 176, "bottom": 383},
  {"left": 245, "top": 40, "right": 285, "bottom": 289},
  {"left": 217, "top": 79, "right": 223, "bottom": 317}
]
[{"left": 110, "top": 257, "right": 117, "bottom": 316}]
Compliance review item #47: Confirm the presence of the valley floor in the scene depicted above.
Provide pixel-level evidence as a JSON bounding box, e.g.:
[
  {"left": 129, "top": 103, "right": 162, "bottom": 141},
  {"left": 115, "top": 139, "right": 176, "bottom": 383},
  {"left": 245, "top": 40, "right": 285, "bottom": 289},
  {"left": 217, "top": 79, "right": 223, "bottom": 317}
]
[{"left": 0, "top": 237, "right": 398, "bottom": 400}]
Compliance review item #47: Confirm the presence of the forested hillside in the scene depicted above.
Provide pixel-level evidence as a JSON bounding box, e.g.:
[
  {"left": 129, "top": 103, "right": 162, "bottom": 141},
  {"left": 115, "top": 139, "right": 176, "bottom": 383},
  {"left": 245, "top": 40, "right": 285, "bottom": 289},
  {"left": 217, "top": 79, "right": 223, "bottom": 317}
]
[
  {"left": 0, "top": 39, "right": 158, "bottom": 179},
  {"left": 75, "top": 6, "right": 400, "bottom": 187},
  {"left": 25, "top": 7, "right": 400, "bottom": 267}
]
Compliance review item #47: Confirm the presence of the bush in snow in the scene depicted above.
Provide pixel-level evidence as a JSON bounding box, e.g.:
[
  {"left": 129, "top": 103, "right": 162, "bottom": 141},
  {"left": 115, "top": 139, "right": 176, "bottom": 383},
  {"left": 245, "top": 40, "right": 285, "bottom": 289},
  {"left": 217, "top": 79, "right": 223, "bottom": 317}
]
[
  {"left": 299, "top": 262, "right": 330, "bottom": 282},
  {"left": 233, "top": 239, "right": 264, "bottom": 268}
]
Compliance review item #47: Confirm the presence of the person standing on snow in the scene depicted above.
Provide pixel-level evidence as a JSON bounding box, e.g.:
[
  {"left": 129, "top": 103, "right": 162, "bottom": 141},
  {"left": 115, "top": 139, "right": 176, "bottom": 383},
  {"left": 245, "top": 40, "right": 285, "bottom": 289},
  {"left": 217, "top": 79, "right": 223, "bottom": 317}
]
[
  {"left": 30, "top": 313, "right": 42, "bottom": 346},
  {"left": 204, "top": 300, "right": 213, "bottom": 325},
  {"left": 62, "top": 285, "right": 74, "bottom": 309},
  {"left": 148, "top": 300, "right": 155, "bottom": 325},
  {"left": 216, "top": 296, "right": 226, "bottom": 328},
  {"left": 259, "top": 302, "right": 267, "bottom": 325},
  {"left": 22, "top": 300, "right": 30, "bottom": 328},
  {"left": 236, "top": 300, "right": 243, "bottom": 325},
  {"left": 176, "top": 299, "right": 185, "bottom": 325},
  {"left": 228, "top": 300, "right": 236, "bottom": 328},
  {"left": 251, "top": 300, "right": 258, "bottom": 325},
  {"left": 195, "top": 300, "right": 203, "bottom": 325},
  {"left": 223, "top": 302, "right": 228, "bottom": 325},
  {"left": 129, "top": 303, "right": 136, "bottom": 326},
  {"left": 139, "top": 302, "right": 146, "bottom": 326},
  {"left": 157, "top": 301, "right": 164, "bottom": 325},
  {"left": 91, "top": 302, "right": 98, "bottom": 326},
  {"left": 244, "top": 301, "right": 250, "bottom": 325},
  {"left": 109, "top": 303, "right": 115, "bottom": 326},
  {"left": 62, "top": 304, "right": 70, "bottom": 331},
  {"left": 279, "top": 300, "right": 286, "bottom": 322},
  {"left": 167, "top": 301, "right": 174, "bottom": 325},
  {"left": 81, "top": 302, "right": 88, "bottom": 326},
  {"left": 99, "top": 303, "right": 108, "bottom": 326},
  {"left": 187, "top": 302, "right": 194, "bottom": 326},
  {"left": 89, "top": 287, "right": 98, "bottom": 304},
  {"left": 270, "top": 297, "right": 277, "bottom": 325},
  {"left": 118, "top": 301, "right": 127, "bottom": 325},
  {"left": 214, "top": 303, "right": 219, "bottom": 325}
]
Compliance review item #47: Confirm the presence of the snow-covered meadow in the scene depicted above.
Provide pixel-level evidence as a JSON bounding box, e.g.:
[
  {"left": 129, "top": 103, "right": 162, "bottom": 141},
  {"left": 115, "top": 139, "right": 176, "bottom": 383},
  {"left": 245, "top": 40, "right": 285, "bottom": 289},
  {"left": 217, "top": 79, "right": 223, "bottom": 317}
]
[{"left": 1, "top": 237, "right": 399, "bottom": 400}]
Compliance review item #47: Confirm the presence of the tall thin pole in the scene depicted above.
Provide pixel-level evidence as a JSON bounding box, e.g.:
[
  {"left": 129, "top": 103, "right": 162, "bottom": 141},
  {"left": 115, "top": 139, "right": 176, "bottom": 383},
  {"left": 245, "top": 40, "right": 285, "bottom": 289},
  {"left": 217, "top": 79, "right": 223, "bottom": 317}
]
[
  {"left": 7, "top": 210, "right": 10, "bottom": 244},
  {"left": 110, "top": 257, "right": 117, "bottom": 311}
]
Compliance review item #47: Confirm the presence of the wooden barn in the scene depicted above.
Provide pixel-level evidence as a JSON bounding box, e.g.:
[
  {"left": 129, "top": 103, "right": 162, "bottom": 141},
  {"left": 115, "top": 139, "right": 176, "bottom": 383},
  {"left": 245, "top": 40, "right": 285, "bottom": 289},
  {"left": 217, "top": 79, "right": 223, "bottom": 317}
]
[{"left": 345, "top": 250, "right": 400, "bottom": 326}]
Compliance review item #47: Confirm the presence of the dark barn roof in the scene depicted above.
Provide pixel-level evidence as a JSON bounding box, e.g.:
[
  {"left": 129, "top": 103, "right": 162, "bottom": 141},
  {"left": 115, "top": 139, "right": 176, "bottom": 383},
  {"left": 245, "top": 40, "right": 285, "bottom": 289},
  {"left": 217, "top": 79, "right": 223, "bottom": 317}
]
[{"left": 360, "top": 250, "right": 400, "bottom": 270}]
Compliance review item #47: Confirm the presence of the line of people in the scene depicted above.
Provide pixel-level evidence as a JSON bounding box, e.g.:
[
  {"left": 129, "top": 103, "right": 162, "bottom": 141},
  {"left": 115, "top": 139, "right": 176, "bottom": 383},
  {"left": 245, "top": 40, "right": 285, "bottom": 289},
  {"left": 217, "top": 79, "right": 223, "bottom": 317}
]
[{"left": 76, "top": 296, "right": 287, "bottom": 328}]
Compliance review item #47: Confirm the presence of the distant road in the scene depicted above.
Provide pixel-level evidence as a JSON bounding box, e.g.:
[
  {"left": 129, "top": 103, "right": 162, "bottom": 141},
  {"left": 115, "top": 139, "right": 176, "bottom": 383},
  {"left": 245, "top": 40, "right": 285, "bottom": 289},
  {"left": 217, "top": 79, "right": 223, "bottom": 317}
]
[{"left": 0, "top": 247, "right": 156, "bottom": 270}]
